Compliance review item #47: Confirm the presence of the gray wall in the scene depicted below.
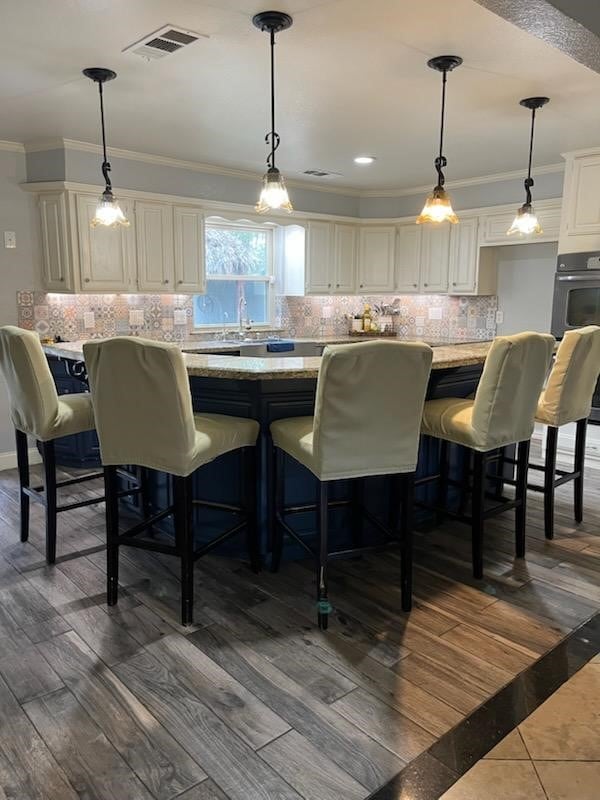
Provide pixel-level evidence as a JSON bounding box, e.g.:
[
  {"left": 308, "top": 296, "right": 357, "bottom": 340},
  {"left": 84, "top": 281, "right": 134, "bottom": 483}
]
[
  {"left": 0, "top": 149, "right": 42, "bottom": 456},
  {"left": 495, "top": 241, "right": 558, "bottom": 335},
  {"left": 359, "top": 170, "right": 564, "bottom": 219}
]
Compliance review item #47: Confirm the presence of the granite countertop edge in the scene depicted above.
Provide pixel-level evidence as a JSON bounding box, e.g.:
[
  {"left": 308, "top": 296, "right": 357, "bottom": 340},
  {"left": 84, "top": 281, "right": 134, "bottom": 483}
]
[{"left": 42, "top": 338, "right": 493, "bottom": 380}]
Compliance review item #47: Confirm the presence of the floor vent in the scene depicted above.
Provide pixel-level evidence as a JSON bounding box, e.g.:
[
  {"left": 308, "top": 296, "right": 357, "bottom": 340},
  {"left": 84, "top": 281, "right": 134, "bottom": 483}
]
[{"left": 123, "top": 25, "right": 207, "bottom": 61}]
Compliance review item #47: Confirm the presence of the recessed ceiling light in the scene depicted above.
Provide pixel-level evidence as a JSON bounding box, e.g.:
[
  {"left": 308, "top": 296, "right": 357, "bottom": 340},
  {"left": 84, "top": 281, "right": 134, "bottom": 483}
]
[{"left": 354, "top": 155, "right": 376, "bottom": 165}]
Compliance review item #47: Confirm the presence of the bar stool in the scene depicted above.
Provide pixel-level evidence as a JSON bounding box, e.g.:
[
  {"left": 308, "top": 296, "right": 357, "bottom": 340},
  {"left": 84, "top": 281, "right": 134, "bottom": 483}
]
[
  {"left": 83, "top": 337, "right": 260, "bottom": 626},
  {"left": 270, "top": 340, "right": 433, "bottom": 629},
  {"left": 421, "top": 332, "right": 555, "bottom": 579},
  {"left": 0, "top": 326, "right": 105, "bottom": 563},
  {"left": 532, "top": 325, "right": 600, "bottom": 539}
]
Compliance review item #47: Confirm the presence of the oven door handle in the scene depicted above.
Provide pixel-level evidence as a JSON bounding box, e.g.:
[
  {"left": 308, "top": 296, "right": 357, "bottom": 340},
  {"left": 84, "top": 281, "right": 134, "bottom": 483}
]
[{"left": 557, "top": 275, "right": 598, "bottom": 281}]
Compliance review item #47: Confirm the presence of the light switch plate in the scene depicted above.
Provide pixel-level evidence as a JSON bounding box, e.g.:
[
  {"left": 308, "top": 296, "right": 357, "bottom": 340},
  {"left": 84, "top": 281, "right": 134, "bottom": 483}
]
[
  {"left": 173, "top": 309, "right": 187, "bottom": 326},
  {"left": 4, "top": 231, "right": 16, "bottom": 249},
  {"left": 428, "top": 307, "right": 442, "bottom": 320},
  {"left": 83, "top": 312, "right": 95, "bottom": 330},
  {"left": 496, "top": 310, "right": 504, "bottom": 324},
  {"left": 129, "top": 310, "right": 144, "bottom": 326}
]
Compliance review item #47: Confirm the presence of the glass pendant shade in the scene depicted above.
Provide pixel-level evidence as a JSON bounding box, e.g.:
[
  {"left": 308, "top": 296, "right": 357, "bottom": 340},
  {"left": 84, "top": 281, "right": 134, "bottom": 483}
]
[
  {"left": 91, "top": 189, "right": 130, "bottom": 228},
  {"left": 507, "top": 203, "right": 542, "bottom": 236},
  {"left": 256, "top": 168, "right": 293, "bottom": 214},
  {"left": 416, "top": 186, "right": 459, "bottom": 225}
]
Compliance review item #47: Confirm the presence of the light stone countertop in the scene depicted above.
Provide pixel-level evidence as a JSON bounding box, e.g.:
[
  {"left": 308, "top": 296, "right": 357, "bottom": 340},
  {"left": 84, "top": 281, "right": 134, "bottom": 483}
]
[{"left": 42, "top": 338, "right": 493, "bottom": 380}]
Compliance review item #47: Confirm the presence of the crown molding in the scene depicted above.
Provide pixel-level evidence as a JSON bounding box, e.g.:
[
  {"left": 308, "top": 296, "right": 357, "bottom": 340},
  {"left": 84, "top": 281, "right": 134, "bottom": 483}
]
[
  {"left": 359, "top": 162, "right": 565, "bottom": 198},
  {"left": 22, "top": 137, "right": 565, "bottom": 199},
  {"left": 0, "top": 140, "right": 25, "bottom": 153}
]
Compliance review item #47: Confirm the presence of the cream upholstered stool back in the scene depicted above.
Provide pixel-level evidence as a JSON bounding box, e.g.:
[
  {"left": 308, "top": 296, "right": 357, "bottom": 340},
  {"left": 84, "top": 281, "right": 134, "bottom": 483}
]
[
  {"left": 0, "top": 325, "right": 100, "bottom": 564},
  {"left": 270, "top": 339, "right": 433, "bottom": 627},
  {"left": 532, "top": 325, "right": 600, "bottom": 540},
  {"left": 83, "top": 336, "right": 260, "bottom": 626},
  {"left": 421, "top": 331, "right": 555, "bottom": 581},
  {"left": 536, "top": 325, "right": 600, "bottom": 427},
  {"left": 84, "top": 337, "right": 200, "bottom": 477},
  {"left": 0, "top": 325, "right": 94, "bottom": 441}
]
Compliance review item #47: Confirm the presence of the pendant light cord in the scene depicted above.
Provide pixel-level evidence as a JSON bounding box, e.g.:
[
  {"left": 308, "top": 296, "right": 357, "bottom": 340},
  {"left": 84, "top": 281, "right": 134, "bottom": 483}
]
[
  {"left": 524, "top": 107, "right": 536, "bottom": 206},
  {"left": 434, "top": 69, "right": 448, "bottom": 188},
  {"left": 266, "top": 28, "right": 280, "bottom": 170},
  {"left": 97, "top": 81, "right": 112, "bottom": 192}
]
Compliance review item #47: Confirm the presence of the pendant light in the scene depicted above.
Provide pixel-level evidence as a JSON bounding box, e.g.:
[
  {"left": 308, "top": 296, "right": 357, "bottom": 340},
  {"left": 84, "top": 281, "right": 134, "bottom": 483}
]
[
  {"left": 83, "top": 68, "right": 130, "bottom": 228},
  {"left": 253, "top": 11, "right": 293, "bottom": 214},
  {"left": 507, "top": 97, "right": 550, "bottom": 237},
  {"left": 417, "top": 55, "right": 462, "bottom": 225}
]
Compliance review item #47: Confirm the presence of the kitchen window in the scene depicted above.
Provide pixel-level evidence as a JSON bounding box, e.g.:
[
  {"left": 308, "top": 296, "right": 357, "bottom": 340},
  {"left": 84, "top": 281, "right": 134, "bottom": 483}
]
[{"left": 193, "top": 220, "right": 274, "bottom": 328}]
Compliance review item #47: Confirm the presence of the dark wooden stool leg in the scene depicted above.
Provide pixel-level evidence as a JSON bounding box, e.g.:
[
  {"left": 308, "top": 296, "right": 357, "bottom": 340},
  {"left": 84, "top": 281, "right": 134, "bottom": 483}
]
[
  {"left": 574, "top": 418, "right": 587, "bottom": 524},
  {"left": 352, "top": 478, "right": 364, "bottom": 547},
  {"left": 15, "top": 429, "right": 30, "bottom": 543},
  {"left": 516, "top": 440, "right": 531, "bottom": 558},
  {"left": 140, "top": 467, "right": 154, "bottom": 536},
  {"left": 544, "top": 426, "right": 558, "bottom": 540},
  {"left": 472, "top": 450, "right": 486, "bottom": 579},
  {"left": 41, "top": 440, "right": 57, "bottom": 564},
  {"left": 243, "top": 447, "right": 260, "bottom": 573},
  {"left": 437, "top": 440, "right": 449, "bottom": 523},
  {"left": 174, "top": 474, "right": 194, "bottom": 626},
  {"left": 317, "top": 480, "right": 331, "bottom": 630},
  {"left": 271, "top": 447, "right": 284, "bottom": 573},
  {"left": 400, "top": 472, "right": 415, "bottom": 612},
  {"left": 458, "top": 446, "right": 471, "bottom": 515},
  {"left": 495, "top": 447, "right": 505, "bottom": 500},
  {"left": 105, "top": 465, "right": 120, "bottom": 606}
]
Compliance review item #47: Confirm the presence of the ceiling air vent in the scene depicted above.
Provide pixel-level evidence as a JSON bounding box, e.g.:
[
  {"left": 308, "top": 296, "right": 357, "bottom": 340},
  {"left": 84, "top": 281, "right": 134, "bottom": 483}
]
[
  {"left": 303, "top": 169, "right": 343, "bottom": 178},
  {"left": 123, "top": 25, "right": 207, "bottom": 61}
]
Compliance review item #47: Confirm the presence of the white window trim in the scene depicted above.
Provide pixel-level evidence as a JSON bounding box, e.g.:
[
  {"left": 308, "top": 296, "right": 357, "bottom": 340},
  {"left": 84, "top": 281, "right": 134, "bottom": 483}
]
[{"left": 194, "top": 220, "right": 276, "bottom": 329}]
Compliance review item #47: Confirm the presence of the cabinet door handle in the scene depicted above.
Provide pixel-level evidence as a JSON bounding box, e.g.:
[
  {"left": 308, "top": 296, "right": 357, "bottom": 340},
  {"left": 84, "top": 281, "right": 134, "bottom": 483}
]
[
  {"left": 423, "top": 282, "right": 428, "bottom": 287},
  {"left": 359, "top": 283, "right": 364, "bottom": 288},
  {"left": 177, "top": 280, "right": 183, "bottom": 284},
  {"left": 163, "top": 279, "right": 169, "bottom": 285},
  {"left": 336, "top": 283, "right": 340, "bottom": 288},
  {"left": 84, "top": 278, "right": 90, "bottom": 283},
  {"left": 328, "top": 283, "right": 331, "bottom": 288},
  {"left": 59, "top": 277, "right": 65, "bottom": 282},
  {"left": 452, "top": 282, "right": 457, "bottom": 286},
  {"left": 413, "top": 283, "right": 417, "bottom": 288}
]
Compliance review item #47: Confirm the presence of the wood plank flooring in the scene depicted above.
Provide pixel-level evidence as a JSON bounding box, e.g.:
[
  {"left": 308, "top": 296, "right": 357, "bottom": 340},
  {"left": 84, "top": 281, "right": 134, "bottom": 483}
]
[{"left": 0, "top": 450, "right": 599, "bottom": 800}]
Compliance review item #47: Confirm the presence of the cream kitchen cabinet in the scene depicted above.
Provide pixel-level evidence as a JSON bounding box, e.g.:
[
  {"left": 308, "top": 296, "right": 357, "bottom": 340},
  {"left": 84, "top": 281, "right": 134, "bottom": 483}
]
[
  {"left": 448, "top": 217, "right": 478, "bottom": 294},
  {"left": 480, "top": 199, "right": 561, "bottom": 246},
  {"left": 420, "top": 223, "right": 451, "bottom": 293},
  {"left": 357, "top": 226, "right": 396, "bottom": 293},
  {"left": 136, "top": 201, "right": 175, "bottom": 292},
  {"left": 395, "top": 224, "right": 421, "bottom": 293},
  {"left": 77, "top": 193, "right": 136, "bottom": 292},
  {"left": 173, "top": 206, "right": 206, "bottom": 293},
  {"left": 39, "top": 192, "right": 74, "bottom": 291},
  {"left": 304, "top": 221, "right": 356, "bottom": 294},
  {"left": 559, "top": 149, "right": 600, "bottom": 253}
]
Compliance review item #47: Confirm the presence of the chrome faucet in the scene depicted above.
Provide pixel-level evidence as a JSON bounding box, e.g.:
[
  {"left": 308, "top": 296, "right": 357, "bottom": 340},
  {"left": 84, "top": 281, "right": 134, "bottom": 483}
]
[{"left": 238, "top": 296, "right": 247, "bottom": 335}]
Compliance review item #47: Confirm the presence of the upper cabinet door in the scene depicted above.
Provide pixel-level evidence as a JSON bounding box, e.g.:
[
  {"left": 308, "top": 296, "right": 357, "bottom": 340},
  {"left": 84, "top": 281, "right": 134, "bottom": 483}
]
[
  {"left": 174, "top": 206, "right": 205, "bottom": 294},
  {"left": 357, "top": 226, "right": 396, "bottom": 292},
  {"left": 136, "top": 202, "right": 175, "bottom": 292},
  {"left": 480, "top": 201, "right": 561, "bottom": 245},
  {"left": 395, "top": 224, "right": 421, "bottom": 293},
  {"left": 420, "top": 224, "right": 450, "bottom": 293},
  {"left": 39, "top": 193, "right": 73, "bottom": 291},
  {"left": 305, "top": 221, "right": 333, "bottom": 294},
  {"left": 567, "top": 155, "right": 600, "bottom": 234},
  {"left": 448, "top": 217, "right": 478, "bottom": 294},
  {"left": 77, "top": 194, "right": 135, "bottom": 292},
  {"left": 332, "top": 224, "right": 357, "bottom": 294}
]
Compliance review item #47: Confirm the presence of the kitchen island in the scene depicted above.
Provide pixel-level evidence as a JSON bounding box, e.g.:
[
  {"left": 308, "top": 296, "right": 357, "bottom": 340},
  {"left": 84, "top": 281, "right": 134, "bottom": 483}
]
[{"left": 43, "top": 338, "right": 494, "bottom": 560}]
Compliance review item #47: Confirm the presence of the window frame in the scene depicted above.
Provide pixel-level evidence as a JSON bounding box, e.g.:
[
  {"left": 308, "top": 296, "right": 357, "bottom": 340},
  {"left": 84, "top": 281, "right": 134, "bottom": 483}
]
[{"left": 193, "top": 219, "right": 276, "bottom": 330}]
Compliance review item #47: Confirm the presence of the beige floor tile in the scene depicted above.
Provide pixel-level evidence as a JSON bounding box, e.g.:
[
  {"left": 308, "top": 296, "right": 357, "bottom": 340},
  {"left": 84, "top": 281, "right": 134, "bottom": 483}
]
[
  {"left": 485, "top": 729, "right": 530, "bottom": 759},
  {"left": 439, "top": 760, "right": 546, "bottom": 800},
  {"left": 520, "top": 665, "right": 600, "bottom": 760},
  {"left": 536, "top": 761, "right": 600, "bottom": 800},
  {"left": 590, "top": 654, "right": 600, "bottom": 664}
]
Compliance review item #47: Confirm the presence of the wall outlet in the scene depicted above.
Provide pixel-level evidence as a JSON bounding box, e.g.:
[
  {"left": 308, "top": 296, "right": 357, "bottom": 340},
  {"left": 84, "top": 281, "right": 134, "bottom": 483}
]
[
  {"left": 415, "top": 315, "right": 426, "bottom": 327},
  {"left": 4, "top": 231, "right": 16, "bottom": 249},
  {"left": 173, "top": 309, "right": 187, "bottom": 326},
  {"left": 129, "top": 310, "right": 144, "bottom": 326},
  {"left": 428, "top": 307, "right": 442, "bottom": 320},
  {"left": 495, "top": 310, "right": 504, "bottom": 324},
  {"left": 83, "top": 312, "right": 95, "bottom": 330}
]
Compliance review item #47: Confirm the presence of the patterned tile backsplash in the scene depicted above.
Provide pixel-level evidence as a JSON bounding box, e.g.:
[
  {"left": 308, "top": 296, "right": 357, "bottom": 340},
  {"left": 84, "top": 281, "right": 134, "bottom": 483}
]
[{"left": 16, "top": 290, "right": 497, "bottom": 342}]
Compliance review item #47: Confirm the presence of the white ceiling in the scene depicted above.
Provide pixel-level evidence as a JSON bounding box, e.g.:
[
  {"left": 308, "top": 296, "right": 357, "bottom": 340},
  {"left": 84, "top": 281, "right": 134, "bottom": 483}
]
[{"left": 3, "top": 0, "right": 600, "bottom": 190}]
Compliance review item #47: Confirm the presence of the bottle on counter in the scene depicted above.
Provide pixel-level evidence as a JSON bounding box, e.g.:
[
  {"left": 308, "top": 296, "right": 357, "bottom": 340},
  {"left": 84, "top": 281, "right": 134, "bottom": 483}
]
[
  {"left": 362, "top": 304, "right": 372, "bottom": 333},
  {"left": 351, "top": 314, "right": 363, "bottom": 333}
]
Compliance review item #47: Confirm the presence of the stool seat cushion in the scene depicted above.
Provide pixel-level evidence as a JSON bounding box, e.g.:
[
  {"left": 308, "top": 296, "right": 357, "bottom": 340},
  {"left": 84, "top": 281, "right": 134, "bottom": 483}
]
[
  {"left": 421, "top": 397, "right": 476, "bottom": 448},
  {"left": 271, "top": 416, "right": 316, "bottom": 475},
  {"left": 535, "top": 326, "right": 600, "bottom": 428},
  {"left": 189, "top": 413, "right": 259, "bottom": 474},
  {"left": 48, "top": 393, "right": 96, "bottom": 441},
  {"left": 422, "top": 332, "right": 555, "bottom": 452}
]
